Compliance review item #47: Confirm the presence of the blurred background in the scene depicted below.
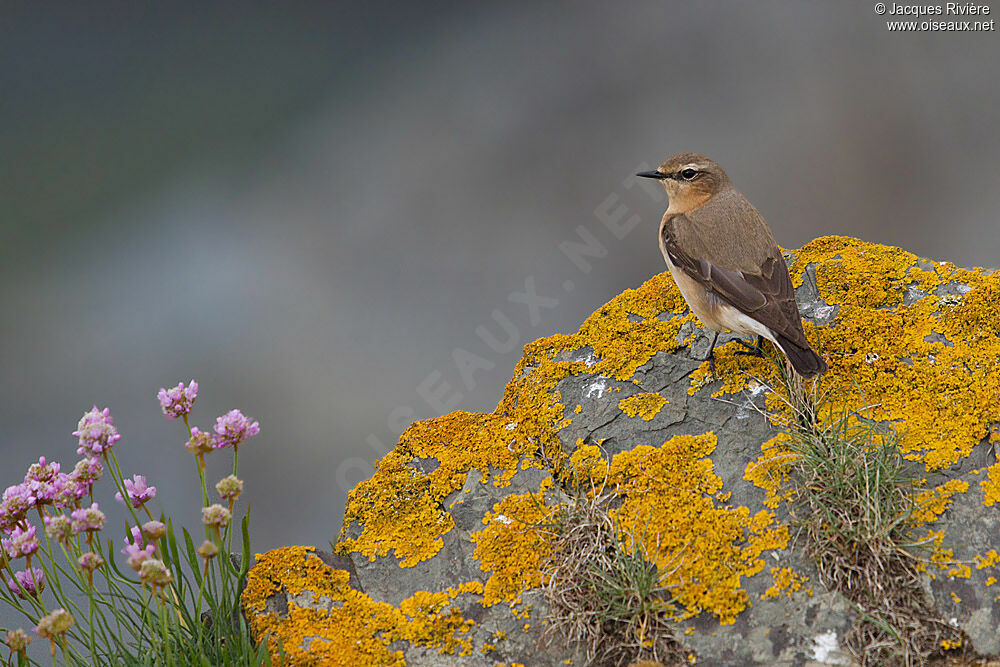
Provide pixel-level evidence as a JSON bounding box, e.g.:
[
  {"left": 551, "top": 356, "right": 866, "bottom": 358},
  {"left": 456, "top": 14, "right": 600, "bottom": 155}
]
[{"left": 2, "top": 1, "right": 998, "bottom": 585}]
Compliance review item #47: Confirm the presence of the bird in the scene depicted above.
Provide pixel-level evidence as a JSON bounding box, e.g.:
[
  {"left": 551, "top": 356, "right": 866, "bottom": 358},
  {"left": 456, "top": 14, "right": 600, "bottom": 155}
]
[{"left": 637, "top": 153, "right": 827, "bottom": 378}]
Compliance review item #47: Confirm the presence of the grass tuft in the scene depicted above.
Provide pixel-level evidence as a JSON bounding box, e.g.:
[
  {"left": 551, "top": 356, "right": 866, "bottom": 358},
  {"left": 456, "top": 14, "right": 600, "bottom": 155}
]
[
  {"left": 540, "top": 485, "right": 686, "bottom": 667},
  {"left": 762, "top": 355, "right": 968, "bottom": 666}
]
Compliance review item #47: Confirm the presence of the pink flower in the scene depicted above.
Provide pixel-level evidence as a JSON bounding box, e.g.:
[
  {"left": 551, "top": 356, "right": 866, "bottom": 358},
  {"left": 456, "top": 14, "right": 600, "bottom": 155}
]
[
  {"left": 142, "top": 520, "right": 167, "bottom": 541},
  {"left": 0, "top": 484, "right": 35, "bottom": 532},
  {"left": 212, "top": 409, "right": 260, "bottom": 450},
  {"left": 6, "top": 568, "right": 44, "bottom": 599},
  {"left": 72, "top": 406, "right": 121, "bottom": 458},
  {"left": 201, "top": 504, "right": 231, "bottom": 529},
  {"left": 157, "top": 380, "right": 198, "bottom": 420},
  {"left": 122, "top": 525, "right": 156, "bottom": 570},
  {"left": 2, "top": 525, "right": 39, "bottom": 559},
  {"left": 215, "top": 475, "right": 243, "bottom": 502},
  {"left": 51, "top": 472, "right": 87, "bottom": 508},
  {"left": 115, "top": 475, "right": 156, "bottom": 508},
  {"left": 44, "top": 514, "right": 73, "bottom": 542},
  {"left": 185, "top": 427, "right": 215, "bottom": 456},
  {"left": 78, "top": 552, "right": 104, "bottom": 573},
  {"left": 67, "top": 458, "right": 103, "bottom": 499},
  {"left": 70, "top": 503, "right": 106, "bottom": 533},
  {"left": 23, "top": 457, "right": 61, "bottom": 505},
  {"left": 121, "top": 542, "right": 156, "bottom": 571}
]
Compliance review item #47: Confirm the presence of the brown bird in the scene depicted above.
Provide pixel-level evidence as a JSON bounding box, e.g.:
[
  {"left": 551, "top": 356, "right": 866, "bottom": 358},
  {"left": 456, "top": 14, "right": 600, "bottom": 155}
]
[{"left": 637, "top": 153, "right": 826, "bottom": 378}]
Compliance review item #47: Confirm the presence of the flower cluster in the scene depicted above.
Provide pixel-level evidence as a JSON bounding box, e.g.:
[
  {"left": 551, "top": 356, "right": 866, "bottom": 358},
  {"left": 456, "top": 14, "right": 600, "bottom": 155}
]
[
  {"left": 4, "top": 628, "right": 30, "bottom": 654},
  {"left": 216, "top": 475, "right": 243, "bottom": 502},
  {"left": 212, "top": 409, "right": 260, "bottom": 450},
  {"left": 72, "top": 406, "right": 120, "bottom": 458},
  {"left": 115, "top": 475, "right": 156, "bottom": 508},
  {"left": 121, "top": 526, "right": 156, "bottom": 571},
  {"left": 0, "top": 380, "right": 260, "bottom": 662},
  {"left": 2, "top": 525, "right": 39, "bottom": 559},
  {"left": 6, "top": 567, "right": 44, "bottom": 599},
  {"left": 157, "top": 380, "right": 198, "bottom": 420},
  {"left": 70, "top": 503, "right": 106, "bottom": 533}
]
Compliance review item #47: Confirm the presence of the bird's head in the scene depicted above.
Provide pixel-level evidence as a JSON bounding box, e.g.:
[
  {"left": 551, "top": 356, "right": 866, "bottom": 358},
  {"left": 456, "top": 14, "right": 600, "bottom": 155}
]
[{"left": 637, "top": 153, "right": 730, "bottom": 214}]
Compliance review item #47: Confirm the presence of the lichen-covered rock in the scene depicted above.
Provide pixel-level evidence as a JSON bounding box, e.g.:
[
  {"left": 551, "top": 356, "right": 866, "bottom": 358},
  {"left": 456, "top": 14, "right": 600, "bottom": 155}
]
[{"left": 242, "top": 237, "right": 1000, "bottom": 665}]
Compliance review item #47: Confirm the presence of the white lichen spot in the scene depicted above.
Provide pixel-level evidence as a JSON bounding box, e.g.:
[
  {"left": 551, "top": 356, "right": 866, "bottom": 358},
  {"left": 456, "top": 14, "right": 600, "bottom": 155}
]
[
  {"left": 949, "top": 617, "right": 959, "bottom": 627},
  {"left": 495, "top": 514, "right": 512, "bottom": 525},
  {"left": 865, "top": 353, "right": 879, "bottom": 364},
  {"left": 574, "top": 353, "right": 599, "bottom": 367},
  {"left": 584, "top": 377, "right": 608, "bottom": 399},
  {"left": 939, "top": 294, "right": 962, "bottom": 307},
  {"left": 736, "top": 382, "right": 768, "bottom": 420},
  {"left": 813, "top": 305, "right": 836, "bottom": 321},
  {"left": 956, "top": 283, "right": 972, "bottom": 294},
  {"left": 505, "top": 421, "right": 518, "bottom": 431},
  {"left": 812, "top": 630, "right": 846, "bottom": 664}
]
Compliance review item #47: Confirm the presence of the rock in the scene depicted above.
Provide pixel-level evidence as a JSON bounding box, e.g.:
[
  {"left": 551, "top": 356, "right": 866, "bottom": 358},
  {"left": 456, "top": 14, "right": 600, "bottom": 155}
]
[{"left": 242, "top": 237, "right": 1000, "bottom": 665}]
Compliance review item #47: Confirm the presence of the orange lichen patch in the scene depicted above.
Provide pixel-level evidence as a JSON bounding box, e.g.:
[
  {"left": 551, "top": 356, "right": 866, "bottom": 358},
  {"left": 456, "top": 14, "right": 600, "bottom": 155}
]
[
  {"left": 542, "top": 271, "right": 695, "bottom": 382},
  {"left": 339, "top": 376, "right": 565, "bottom": 566},
  {"left": 975, "top": 549, "right": 1000, "bottom": 570},
  {"left": 912, "top": 479, "right": 970, "bottom": 526},
  {"left": 761, "top": 566, "right": 810, "bottom": 601},
  {"left": 618, "top": 392, "right": 668, "bottom": 420},
  {"left": 785, "top": 236, "right": 1000, "bottom": 472},
  {"left": 743, "top": 434, "right": 796, "bottom": 509},
  {"left": 242, "top": 547, "right": 481, "bottom": 665},
  {"left": 981, "top": 462, "right": 1000, "bottom": 507},
  {"left": 564, "top": 440, "right": 609, "bottom": 487},
  {"left": 605, "top": 434, "right": 789, "bottom": 624},
  {"left": 338, "top": 456, "right": 455, "bottom": 567},
  {"left": 471, "top": 480, "right": 556, "bottom": 607},
  {"left": 687, "top": 342, "right": 778, "bottom": 398}
]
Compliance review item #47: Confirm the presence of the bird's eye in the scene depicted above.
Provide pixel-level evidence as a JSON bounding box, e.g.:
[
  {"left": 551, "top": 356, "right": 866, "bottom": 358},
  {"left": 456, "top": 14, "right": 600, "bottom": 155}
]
[{"left": 681, "top": 168, "right": 697, "bottom": 180}]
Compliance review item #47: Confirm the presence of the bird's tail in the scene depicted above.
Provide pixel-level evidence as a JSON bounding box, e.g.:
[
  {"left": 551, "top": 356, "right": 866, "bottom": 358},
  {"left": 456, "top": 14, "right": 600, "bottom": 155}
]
[{"left": 773, "top": 335, "right": 828, "bottom": 378}]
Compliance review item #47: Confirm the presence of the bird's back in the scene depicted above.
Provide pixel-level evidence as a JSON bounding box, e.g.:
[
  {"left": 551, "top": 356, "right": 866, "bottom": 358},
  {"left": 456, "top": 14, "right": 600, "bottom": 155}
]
[{"left": 675, "top": 187, "right": 779, "bottom": 274}]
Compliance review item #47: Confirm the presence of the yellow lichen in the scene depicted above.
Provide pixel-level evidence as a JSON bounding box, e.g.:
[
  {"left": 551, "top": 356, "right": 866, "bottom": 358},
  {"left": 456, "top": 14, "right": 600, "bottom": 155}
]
[
  {"left": 912, "top": 479, "right": 969, "bottom": 526},
  {"left": 788, "top": 236, "right": 1000, "bottom": 471},
  {"left": 981, "top": 462, "right": 1000, "bottom": 507},
  {"left": 471, "top": 481, "right": 556, "bottom": 607},
  {"left": 565, "top": 440, "right": 609, "bottom": 485},
  {"left": 761, "top": 567, "right": 809, "bottom": 600},
  {"left": 241, "top": 547, "right": 480, "bottom": 665},
  {"left": 743, "top": 434, "right": 796, "bottom": 509},
  {"left": 975, "top": 549, "right": 1000, "bottom": 570},
  {"left": 618, "top": 392, "right": 668, "bottom": 420},
  {"left": 604, "top": 434, "right": 788, "bottom": 624}
]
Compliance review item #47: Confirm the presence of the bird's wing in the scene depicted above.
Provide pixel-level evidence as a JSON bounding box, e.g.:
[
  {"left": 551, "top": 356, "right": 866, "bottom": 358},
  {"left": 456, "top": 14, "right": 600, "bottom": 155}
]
[{"left": 661, "top": 217, "right": 810, "bottom": 346}]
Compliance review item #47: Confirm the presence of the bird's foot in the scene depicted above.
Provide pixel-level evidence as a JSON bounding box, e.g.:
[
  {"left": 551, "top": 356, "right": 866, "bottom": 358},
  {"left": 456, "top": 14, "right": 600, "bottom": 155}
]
[
  {"left": 698, "top": 331, "right": 720, "bottom": 376},
  {"left": 733, "top": 335, "right": 765, "bottom": 357}
]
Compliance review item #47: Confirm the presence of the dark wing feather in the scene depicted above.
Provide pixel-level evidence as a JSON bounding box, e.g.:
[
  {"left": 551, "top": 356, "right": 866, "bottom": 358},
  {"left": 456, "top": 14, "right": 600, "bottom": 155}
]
[{"left": 661, "top": 218, "right": 811, "bottom": 348}]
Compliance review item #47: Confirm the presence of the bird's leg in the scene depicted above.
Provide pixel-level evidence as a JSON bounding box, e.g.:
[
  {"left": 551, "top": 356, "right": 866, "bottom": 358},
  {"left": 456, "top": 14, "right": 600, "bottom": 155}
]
[
  {"left": 700, "top": 330, "right": 720, "bottom": 374},
  {"left": 733, "top": 335, "right": 765, "bottom": 357}
]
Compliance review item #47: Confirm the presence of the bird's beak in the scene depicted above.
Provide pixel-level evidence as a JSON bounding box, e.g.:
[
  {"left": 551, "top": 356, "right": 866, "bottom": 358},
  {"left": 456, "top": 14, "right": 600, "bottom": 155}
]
[{"left": 636, "top": 170, "right": 668, "bottom": 180}]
